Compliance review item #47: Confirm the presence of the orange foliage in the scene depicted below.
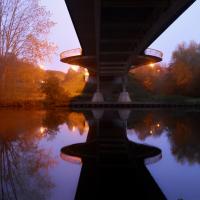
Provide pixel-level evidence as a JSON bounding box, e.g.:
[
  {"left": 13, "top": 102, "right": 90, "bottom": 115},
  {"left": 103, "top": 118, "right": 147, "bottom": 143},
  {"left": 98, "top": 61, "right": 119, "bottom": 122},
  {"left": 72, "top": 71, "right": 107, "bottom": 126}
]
[{"left": 66, "top": 112, "right": 89, "bottom": 135}]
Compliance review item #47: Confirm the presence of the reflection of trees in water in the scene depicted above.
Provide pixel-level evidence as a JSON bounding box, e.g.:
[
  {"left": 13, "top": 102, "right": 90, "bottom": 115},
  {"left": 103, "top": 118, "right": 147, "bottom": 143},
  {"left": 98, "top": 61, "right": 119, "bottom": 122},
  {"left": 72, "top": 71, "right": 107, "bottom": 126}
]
[
  {"left": 167, "top": 114, "right": 200, "bottom": 164},
  {"left": 127, "top": 112, "right": 166, "bottom": 140},
  {"left": 0, "top": 109, "right": 89, "bottom": 199},
  {"left": 127, "top": 111, "right": 200, "bottom": 164},
  {"left": 42, "top": 110, "right": 67, "bottom": 138},
  {"left": 66, "top": 112, "right": 89, "bottom": 135},
  {"left": 0, "top": 110, "right": 56, "bottom": 200},
  {"left": 43, "top": 110, "right": 89, "bottom": 136}
]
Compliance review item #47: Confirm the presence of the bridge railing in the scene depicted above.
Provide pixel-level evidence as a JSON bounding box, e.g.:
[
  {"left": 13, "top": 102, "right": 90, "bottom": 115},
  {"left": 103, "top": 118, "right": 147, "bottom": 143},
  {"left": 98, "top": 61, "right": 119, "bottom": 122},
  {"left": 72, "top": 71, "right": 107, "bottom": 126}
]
[
  {"left": 144, "top": 48, "right": 163, "bottom": 59},
  {"left": 60, "top": 48, "right": 82, "bottom": 60}
]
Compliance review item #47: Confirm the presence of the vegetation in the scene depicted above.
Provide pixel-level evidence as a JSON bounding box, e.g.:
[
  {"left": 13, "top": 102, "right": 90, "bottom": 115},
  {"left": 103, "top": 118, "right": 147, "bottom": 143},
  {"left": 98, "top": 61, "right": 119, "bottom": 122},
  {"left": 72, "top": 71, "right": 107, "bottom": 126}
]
[
  {"left": 0, "top": 0, "right": 56, "bottom": 63},
  {"left": 63, "top": 68, "right": 86, "bottom": 98},
  {"left": 0, "top": 58, "right": 87, "bottom": 107},
  {"left": 130, "top": 41, "right": 200, "bottom": 101},
  {"left": 0, "top": 57, "right": 45, "bottom": 106},
  {"left": 41, "top": 75, "right": 68, "bottom": 105},
  {"left": 1, "top": 40, "right": 200, "bottom": 106}
]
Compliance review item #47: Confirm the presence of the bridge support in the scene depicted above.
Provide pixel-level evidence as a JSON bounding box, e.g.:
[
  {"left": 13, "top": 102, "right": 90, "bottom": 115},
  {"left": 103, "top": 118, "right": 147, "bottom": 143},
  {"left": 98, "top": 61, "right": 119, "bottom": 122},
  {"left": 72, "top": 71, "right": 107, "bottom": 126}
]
[
  {"left": 118, "top": 91, "right": 131, "bottom": 102},
  {"left": 92, "top": 91, "right": 104, "bottom": 102},
  {"left": 92, "top": 72, "right": 104, "bottom": 102},
  {"left": 118, "top": 76, "right": 131, "bottom": 103}
]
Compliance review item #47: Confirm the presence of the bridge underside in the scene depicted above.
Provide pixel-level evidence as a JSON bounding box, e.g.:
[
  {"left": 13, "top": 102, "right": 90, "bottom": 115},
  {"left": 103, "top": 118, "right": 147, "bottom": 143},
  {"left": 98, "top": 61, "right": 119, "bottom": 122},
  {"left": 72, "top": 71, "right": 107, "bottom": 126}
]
[{"left": 61, "top": 0, "right": 195, "bottom": 102}]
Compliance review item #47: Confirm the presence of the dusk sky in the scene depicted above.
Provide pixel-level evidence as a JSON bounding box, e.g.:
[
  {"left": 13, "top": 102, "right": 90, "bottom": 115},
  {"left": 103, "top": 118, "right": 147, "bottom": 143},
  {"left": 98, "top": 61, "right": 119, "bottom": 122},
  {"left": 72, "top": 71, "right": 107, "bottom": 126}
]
[{"left": 41, "top": 0, "right": 200, "bottom": 72}]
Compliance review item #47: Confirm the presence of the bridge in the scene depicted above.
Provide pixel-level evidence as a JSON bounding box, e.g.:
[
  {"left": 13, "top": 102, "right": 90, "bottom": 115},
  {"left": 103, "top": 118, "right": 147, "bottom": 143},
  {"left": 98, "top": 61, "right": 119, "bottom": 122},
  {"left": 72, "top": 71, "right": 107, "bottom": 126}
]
[{"left": 60, "top": 0, "right": 196, "bottom": 103}]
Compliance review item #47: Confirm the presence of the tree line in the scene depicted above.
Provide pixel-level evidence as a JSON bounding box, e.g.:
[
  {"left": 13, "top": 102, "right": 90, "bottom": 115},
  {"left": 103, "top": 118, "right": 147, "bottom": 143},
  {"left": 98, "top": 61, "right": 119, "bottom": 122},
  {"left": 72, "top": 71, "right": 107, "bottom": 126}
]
[{"left": 132, "top": 41, "right": 200, "bottom": 98}]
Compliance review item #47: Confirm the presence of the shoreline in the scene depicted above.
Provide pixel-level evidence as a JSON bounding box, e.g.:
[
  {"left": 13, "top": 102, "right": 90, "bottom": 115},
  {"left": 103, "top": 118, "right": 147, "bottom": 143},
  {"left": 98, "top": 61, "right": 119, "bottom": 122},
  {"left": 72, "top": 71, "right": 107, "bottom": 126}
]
[{"left": 1, "top": 101, "right": 200, "bottom": 109}]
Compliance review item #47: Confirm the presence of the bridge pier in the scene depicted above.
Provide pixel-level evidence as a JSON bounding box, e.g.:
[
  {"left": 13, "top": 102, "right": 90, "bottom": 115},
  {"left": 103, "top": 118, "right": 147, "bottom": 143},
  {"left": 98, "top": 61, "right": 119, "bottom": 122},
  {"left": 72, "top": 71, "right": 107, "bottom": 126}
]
[
  {"left": 118, "top": 91, "right": 131, "bottom": 102},
  {"left": 92, "top": 91, "right": 104, "bottom": 102},
  {"left": 118, "top": 75, "right": 131, "bottom": 103}
]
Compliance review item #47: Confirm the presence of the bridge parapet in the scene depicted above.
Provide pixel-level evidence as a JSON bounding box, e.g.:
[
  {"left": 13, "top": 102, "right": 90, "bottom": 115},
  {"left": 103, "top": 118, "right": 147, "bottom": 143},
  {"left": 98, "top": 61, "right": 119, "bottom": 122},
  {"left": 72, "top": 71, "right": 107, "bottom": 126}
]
[
  {"left": 144, "top": 48, "right": 163, "bottom": 60},
  {"left": 60, "top": 48, "right": 82, "bottom": 60}
]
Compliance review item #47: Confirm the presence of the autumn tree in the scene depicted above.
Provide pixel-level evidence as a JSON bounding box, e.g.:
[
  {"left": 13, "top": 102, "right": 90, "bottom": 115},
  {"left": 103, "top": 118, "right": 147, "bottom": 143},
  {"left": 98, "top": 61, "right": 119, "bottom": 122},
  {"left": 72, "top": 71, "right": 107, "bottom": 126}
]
[
  {"left": 41, "top": 75, "right": 68, "bottom": 104},
  {"left": 0, "top": 0, "right": 56, "bottom": 64},
  {"left": 170, "top": 41, "right": 200, "bottom": 96},
  {"left": 130, "top": 41, "right": 200, "bottom": 97},
  {"left": 63, "top": 68, "right": 86, "bottom": 97}
]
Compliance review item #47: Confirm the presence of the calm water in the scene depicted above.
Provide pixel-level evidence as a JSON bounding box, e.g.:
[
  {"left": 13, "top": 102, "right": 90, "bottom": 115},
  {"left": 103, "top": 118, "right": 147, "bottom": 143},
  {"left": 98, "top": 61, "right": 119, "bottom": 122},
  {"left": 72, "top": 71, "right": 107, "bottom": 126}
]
[{"left": 0, "top": 109, "right": 200, "bottom": 199}]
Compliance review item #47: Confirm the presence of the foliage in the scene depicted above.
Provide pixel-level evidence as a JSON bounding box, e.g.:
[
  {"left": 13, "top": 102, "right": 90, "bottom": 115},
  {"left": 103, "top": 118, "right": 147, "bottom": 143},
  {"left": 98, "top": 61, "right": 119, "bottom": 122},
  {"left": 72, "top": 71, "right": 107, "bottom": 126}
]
[
  {"left": 0, "top": 0, "right": 56, "bottom": 63},
  {"left": 0, "top": 58, "right": 45, "bottom": 103},
  {"left": 131, "top": 41, "right": 200, "bottom": 98},
  {"left": 63, "top": 68, "right": 86, "bottom": 98},
  {"left": 41, "top": 75, "right": 68, "bottom": 104},
  {"left": 170, "top": 41, "right": 200, "bottom": 96}
]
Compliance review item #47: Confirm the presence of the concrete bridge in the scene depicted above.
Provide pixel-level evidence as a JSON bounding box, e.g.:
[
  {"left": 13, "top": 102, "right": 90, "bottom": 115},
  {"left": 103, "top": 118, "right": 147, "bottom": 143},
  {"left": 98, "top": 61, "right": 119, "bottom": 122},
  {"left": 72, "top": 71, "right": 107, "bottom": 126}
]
[{"left": 60, "top": 0, "right": 196, "bottom": 103}]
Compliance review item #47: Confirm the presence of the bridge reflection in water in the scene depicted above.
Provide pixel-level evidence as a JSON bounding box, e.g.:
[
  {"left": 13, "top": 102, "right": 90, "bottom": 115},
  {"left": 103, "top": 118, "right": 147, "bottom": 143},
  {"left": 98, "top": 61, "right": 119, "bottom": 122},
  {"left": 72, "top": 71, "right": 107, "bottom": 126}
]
[{"left": 61, "top": 110, "right": 166, "bottom": 199}]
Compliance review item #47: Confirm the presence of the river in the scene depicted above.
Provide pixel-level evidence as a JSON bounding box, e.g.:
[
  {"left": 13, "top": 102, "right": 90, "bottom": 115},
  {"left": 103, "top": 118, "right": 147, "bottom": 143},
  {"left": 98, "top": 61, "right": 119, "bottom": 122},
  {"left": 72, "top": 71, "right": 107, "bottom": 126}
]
[{"left": 0, "top": 108, "right": 200, "bottom": 200}]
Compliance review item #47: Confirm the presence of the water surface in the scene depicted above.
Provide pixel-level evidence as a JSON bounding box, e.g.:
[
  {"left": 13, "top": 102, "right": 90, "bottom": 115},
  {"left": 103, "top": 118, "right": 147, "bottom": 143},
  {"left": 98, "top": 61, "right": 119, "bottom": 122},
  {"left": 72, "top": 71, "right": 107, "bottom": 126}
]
[{"left": 0, "top": 109, "right": 200, "bottom": 199}]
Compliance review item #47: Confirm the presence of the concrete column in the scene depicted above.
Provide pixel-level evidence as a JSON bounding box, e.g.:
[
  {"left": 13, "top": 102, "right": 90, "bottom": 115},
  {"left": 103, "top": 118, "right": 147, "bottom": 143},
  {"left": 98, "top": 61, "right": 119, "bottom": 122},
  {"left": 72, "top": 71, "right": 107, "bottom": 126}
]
[
  {"left": 92, "top": 91, "right": 104, "bottom": 102},
  {"left": 118, "top": 75, "right": 131, "bottom": 102},
  {"left": 118, "top": 91, "right": 131, "bottom": 102},
  {"left": 92, "top": 72, "right": 104, "bottom": 102}
]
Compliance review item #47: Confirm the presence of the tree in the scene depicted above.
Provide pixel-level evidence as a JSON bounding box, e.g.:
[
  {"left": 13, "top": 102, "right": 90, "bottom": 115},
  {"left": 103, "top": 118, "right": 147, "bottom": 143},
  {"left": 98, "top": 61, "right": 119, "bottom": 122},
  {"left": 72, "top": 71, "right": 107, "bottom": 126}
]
[
  {"left": 63, "top": 68, "right": 86, "bottom": 97},
  {"left": 41, "top": 75, "right": 67, "bottom": 104},
  {"left": 0, "top": 0, "right": 56, "bottom": 63},
  {"left": 170, "top": 41, "right": 200, "bottom": 96}
]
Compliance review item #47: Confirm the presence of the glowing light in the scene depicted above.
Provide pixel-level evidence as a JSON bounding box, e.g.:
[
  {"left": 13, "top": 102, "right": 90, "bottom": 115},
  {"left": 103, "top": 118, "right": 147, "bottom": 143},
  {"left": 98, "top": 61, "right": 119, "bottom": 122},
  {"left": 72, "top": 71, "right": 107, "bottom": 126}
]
[
  {"left": 84, "top": 68, "right": 89, "bottom": 82},
  {"left": 72, "top": 126, "right": 76, "bottom": 132},
  {"left": 156, "top": 123, "right": 160, "bottom": 128},
  {"left": 150, "top": 130, "right": 153, "bottom": 134},
  {"left": 149, "top": 63, "right": 155, "bottom": 68},
  {"left": 157, "top": 69, "right": 161, "bottom": 73},
  {"left": 38, "top": 64, "right": 45, "bottom": 70},
  {"left": 40, "top": 127, "right": 47, "bottom": 136},
  {"left": 70, "top": 65, "right": 80, "bottom": 72}
]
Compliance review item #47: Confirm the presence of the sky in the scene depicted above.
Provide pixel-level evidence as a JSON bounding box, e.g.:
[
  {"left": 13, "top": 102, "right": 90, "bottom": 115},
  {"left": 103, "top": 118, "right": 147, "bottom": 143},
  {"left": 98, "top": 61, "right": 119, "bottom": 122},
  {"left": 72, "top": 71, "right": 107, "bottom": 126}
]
[{"left": 41, "top": 0, "right": 200, "bottom": 72}]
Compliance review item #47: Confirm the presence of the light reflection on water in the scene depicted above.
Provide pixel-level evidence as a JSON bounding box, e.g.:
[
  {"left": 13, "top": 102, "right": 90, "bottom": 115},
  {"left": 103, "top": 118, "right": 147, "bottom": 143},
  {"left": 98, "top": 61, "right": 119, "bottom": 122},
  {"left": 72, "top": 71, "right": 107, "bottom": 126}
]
[
  {"left": 127, "top": 111, "right": 200, "bottom": 200},
  {"left": 0, "top": 110, "right": 88, "bottom": 200},
  {"left": 0, "top": 109, "right": 200, "bottom": 199}
]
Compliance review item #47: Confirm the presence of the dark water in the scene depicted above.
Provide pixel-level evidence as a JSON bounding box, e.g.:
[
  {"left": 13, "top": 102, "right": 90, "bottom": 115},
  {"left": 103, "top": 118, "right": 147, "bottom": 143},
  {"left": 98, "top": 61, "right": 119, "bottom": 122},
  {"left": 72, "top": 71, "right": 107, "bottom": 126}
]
[{"left": 0, "top": 109, "right": 200, "bottom": 200}]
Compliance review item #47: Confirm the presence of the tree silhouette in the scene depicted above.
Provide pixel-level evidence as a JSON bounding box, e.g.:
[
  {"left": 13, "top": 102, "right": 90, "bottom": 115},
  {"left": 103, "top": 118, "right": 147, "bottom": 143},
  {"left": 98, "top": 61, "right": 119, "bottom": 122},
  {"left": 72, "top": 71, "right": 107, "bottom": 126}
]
[
  {"left": 170, "top": 41, "right": 200, "bottom": 96},
  {"left": 0, "top": 0, "right": 56, "bottom": 63},
  {"left": 41, "top": 75, "right": 68, "bottom": 104}
]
